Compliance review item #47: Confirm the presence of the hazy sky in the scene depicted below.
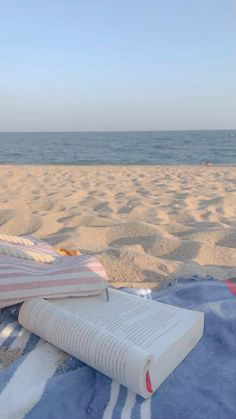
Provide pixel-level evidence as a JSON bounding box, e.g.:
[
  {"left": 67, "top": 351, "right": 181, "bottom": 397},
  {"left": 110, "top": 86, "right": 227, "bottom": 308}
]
[{"left": 0, "top": 0, "right": 235, "bottom": 131}]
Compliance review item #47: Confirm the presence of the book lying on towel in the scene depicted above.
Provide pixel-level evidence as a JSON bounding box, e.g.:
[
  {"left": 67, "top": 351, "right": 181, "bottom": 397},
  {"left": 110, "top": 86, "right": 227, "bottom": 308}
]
[{"left": 18, "top": 288, "right": 204, "bottom": 399}]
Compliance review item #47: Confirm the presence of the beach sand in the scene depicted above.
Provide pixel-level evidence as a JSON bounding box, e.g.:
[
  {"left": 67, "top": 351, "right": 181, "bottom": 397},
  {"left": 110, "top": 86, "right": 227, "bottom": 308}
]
[{"left": 1, "top": 164, "right": 236, "bottom": 288}]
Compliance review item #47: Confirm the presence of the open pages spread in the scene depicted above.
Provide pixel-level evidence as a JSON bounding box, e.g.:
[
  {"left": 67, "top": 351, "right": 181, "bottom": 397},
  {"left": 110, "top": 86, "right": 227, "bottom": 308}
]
[{"left": 18, "top": 288, "right": 204, "bottom": 398}]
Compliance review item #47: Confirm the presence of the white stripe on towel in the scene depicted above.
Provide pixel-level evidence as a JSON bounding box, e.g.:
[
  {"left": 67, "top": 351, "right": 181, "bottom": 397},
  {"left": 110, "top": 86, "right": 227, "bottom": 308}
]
[
  {"left": 9, "top": 328, "right": 31, "bottom": 352},
  {"left": 0, "top": 342, "right": 61, "bottom": 419},
  {"left": 120, "top": 390, "right": 136, "bottom": 419},
  {"left": 0, "top": 322, "right": 18, "bottom": 346},
  {"left": 102, "top": 381, "right": 120, "bottom": 419},
  {"left": 140, "top": 396, "right": 151, "bottom": 419}
]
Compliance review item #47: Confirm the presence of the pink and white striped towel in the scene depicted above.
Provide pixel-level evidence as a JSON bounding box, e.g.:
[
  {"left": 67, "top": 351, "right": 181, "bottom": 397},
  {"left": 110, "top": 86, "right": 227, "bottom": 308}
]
[{"left": 0, "top": 235, "right": 107, "bottom": 308}]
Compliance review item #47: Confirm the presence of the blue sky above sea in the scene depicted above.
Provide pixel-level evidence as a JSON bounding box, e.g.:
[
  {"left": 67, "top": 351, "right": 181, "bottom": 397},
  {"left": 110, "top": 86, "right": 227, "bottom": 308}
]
[{"left": 0, "top": 0, "right": 235, "bottom": 132}]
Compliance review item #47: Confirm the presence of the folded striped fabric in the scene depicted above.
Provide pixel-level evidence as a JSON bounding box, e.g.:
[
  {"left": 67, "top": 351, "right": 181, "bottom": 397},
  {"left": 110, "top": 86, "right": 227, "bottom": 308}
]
[{"left": 0, "top": 235, "right": 107, "bottom": 308}]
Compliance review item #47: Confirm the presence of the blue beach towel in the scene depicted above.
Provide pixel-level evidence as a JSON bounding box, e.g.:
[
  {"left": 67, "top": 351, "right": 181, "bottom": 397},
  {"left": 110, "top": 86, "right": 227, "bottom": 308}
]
[{"left": 0, "top": 276, "right": 235, "bottom": 419}]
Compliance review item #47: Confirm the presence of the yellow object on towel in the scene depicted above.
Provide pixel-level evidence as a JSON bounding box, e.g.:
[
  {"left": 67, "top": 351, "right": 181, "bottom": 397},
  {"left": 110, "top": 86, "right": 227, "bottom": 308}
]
[{"left": 56, "top": 248, "right": 81, "bottom": 256}]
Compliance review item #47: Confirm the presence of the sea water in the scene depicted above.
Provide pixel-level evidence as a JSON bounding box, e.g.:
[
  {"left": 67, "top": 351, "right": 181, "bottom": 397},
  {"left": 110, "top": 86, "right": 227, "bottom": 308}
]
[{"left": 0, "top": 130, "right": 235, "bottom": 165}]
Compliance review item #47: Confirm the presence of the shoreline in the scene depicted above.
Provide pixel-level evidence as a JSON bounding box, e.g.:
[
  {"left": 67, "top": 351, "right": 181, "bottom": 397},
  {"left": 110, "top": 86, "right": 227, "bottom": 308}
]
[{"left": 1, "top": 163, "right": 236, "bottom": 167}]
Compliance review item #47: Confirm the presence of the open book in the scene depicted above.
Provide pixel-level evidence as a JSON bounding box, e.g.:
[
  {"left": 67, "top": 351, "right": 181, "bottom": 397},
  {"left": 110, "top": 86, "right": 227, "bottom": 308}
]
[{"left": 18, "top": 288, "right": 204, "bottom": 399}]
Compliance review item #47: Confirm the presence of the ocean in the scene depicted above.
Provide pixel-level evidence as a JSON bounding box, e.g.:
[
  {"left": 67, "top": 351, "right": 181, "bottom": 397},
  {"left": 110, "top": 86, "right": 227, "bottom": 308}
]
[{"left": 0, "top": 130, "right": 235, "bottom": 165}]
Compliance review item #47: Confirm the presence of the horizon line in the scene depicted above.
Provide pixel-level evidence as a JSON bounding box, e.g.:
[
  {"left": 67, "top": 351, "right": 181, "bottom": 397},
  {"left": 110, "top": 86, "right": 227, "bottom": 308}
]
[{"left": 0, "top": 128, "right": 236, "bottom": 134}]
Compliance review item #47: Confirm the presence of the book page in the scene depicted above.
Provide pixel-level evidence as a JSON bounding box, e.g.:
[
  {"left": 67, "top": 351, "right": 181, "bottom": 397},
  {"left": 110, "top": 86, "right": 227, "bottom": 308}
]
[
  {"left": 18, "top": 297, "right": 152, "bottom": 398},
  {"left": 52, "top": 288, "right": 201, "bottom": 354}
]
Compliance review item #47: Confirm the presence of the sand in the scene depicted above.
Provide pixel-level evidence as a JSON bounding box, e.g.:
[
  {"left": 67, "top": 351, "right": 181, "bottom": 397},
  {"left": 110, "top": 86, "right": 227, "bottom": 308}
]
[{"left": 1, "top": 164, "right": 236, "bottom": 289}]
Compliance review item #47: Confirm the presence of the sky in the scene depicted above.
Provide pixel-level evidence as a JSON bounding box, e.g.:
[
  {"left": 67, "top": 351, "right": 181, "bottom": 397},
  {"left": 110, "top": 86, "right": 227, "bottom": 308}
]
[{"left": 0, "top": 0, "right": 235, "bottom": 131}]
